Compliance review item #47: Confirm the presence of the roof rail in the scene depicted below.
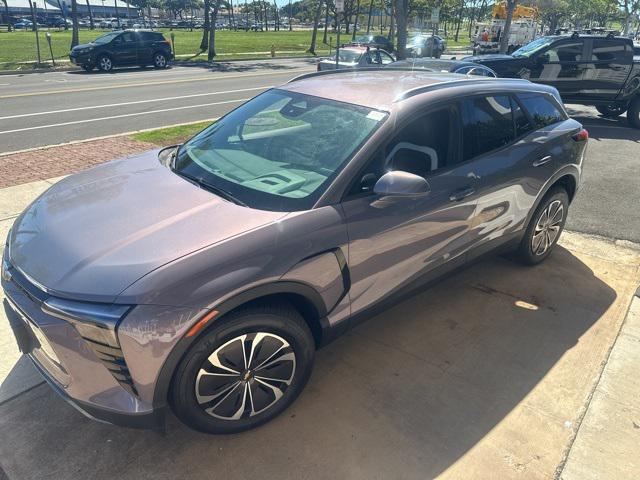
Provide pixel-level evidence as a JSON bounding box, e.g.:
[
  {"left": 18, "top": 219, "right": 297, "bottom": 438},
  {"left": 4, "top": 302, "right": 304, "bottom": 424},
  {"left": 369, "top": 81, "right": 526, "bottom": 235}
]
[
  {"left": 287, "top": 66, "right": 437, "bottom": 83},
  {"left": 394, "top": 77, "right": 531, "bottom": 102}
]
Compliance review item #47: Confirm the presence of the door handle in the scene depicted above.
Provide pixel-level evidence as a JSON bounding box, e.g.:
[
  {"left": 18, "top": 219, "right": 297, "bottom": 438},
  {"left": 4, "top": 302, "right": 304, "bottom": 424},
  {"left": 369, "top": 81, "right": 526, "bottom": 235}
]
[
  {"left": 449, "top": 186, "right": 475, "bottom": 202},
  {"left": 533, "top": 155, "right": 552, "bottom": 167}
]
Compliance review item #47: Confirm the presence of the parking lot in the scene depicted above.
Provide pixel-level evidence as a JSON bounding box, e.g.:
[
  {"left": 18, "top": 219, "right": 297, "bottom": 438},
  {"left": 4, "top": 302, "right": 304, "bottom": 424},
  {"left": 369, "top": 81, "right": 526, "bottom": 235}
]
[{"left": 1, "top": 59, "right": 640, "bottom": 480}]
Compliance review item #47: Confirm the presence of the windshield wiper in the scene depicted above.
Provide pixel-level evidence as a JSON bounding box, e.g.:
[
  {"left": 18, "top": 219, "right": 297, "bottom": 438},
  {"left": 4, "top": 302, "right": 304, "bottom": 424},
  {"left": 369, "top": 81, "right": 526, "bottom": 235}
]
[{"left": 174, "top": 170, "right": 247, "bottom": 207}]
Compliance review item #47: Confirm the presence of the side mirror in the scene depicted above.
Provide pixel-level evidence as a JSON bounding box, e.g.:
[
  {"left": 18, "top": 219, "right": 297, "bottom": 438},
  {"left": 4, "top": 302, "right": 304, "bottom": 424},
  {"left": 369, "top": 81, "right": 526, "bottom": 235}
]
[{"left": 373, "top": 170, "right": 430, "bottom": 197}]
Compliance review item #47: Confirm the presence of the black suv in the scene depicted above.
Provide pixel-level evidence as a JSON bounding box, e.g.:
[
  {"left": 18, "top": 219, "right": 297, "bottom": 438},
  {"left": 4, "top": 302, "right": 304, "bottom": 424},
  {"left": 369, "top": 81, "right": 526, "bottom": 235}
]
[
  {"left": 69, "top": 30, "right": 174, "bottom": 72},
  {"left": 466, "top": 34, "right": 640, "bottom": 128}
]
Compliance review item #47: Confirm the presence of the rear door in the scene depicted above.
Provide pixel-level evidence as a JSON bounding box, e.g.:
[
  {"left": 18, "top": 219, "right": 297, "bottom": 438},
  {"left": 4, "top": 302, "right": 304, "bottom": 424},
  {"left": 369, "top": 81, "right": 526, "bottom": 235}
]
[
  {"left": 136, "top": 31, "right": 154, "bottom": 64},
  {"left": 528, "top": 38, "right": 588, "bottom": 99},
  {"left": 581, "top": 38, "right": 633, "bottom": 101}
]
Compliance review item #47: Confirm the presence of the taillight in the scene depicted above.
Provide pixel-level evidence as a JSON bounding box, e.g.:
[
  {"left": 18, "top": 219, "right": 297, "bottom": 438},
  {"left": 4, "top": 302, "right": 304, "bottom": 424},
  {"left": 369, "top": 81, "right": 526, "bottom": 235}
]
[{"left": 572, "top": 128, "right": 588, "bottom": 142}]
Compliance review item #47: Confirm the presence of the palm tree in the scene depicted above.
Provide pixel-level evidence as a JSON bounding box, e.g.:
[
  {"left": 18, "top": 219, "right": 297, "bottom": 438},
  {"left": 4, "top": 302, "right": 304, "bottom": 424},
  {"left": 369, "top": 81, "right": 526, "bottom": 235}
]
[
  {"left": 71, "top": 0, "right": 80, "bottom": 48},
  {"left": 498, "top": 0, "right": 516, "bottom": 54},
  {"left": 2, "top": 0, "right": 12, "bottom": 32},
  {"left": 394, "top": 0, "right": 408, "bottom": 59},
  {"left": 201, "top": 0, "right": 210, "bottom": 50},
  {"left": 208, "top": 0, "right": 222, "bottom": 61},
  {"left": 309, "top": 0, "right": 323, "bottom": 54}
]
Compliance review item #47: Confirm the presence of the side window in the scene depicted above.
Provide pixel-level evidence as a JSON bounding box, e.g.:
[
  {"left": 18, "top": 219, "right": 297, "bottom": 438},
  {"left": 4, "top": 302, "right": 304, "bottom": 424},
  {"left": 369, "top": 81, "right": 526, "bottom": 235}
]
[
  {"left": 461, "top": 95, "right": 514, "bottom": 161},
  {"left": 512, "top": 97, "right": 533, "bottom": 137},
  {"left": 380, "top": 52, "right": 394, "bottom": 64},
  {"left": 590, "top": 39, "right": 631, "bottom": 62},
  {"left": 347, "top": 107, "right": 453, "bottom": 196},
  {"left": 545, "top": 41, "right": 583, "bottom": 62},
  {"left": 517, "top": 93, "right": 565, "bottom": 129},
  {"left": 386, "top": 108, "right": 452, "bottom": 177},
  {"left": 121, "top": 32, "right": 135, "bottom": 43}
]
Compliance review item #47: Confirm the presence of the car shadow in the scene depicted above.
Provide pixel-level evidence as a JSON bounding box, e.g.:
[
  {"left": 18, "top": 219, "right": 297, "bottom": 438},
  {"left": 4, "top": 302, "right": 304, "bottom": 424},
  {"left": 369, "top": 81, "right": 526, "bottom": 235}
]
[
  {"left": 565, "top": 104, "right": 640, "bottom": 142},
  {"left": 0, "top": 247, "right": 618, "bottom": 479}
]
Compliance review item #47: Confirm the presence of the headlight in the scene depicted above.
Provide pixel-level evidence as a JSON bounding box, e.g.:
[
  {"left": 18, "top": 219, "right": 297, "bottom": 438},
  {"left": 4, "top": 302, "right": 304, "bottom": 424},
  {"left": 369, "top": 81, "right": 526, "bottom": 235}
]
[
  {"left": 42, "top": 298, "right": 138, "bottom": 396},
  {"left": 42, "top": 297, "right": 131, "bottom": 348}
]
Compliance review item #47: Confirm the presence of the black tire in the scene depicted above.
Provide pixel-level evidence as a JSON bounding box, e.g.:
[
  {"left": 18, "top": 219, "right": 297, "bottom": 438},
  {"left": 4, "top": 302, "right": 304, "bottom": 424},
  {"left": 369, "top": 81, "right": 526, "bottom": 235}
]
[
  {"left": 596, "top": 105, "right": 626, "bottom": 117},
  {"left": 516, "top": 187, "right": 569, "bottom": 266},
  {"left": 153, "top": 52, "right": 168, "bottom": 69},
  {"left": 81, "top": 64, "right": 93, "bottom": 72},
  {"left": 627, "top": 97, "right": 640, "bottom": 129},
  {"left": 170, "top": 301, "right": 315, "bottom": 434},
  {"left": 97, "top": 54, "right": 113, "bottom": 72}
]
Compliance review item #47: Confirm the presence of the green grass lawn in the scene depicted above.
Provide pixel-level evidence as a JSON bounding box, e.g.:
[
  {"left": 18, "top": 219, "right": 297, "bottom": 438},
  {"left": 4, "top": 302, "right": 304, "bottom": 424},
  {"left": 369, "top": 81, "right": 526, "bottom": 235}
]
[
  {"left": 0, "top": 28, "right": 331, "bottom": 68},
  {"left": 131, "top": 120, "right": 213, "bottom": 146},
  {"left": 0, "top": 26, "right": 473, "bottom": 70}
]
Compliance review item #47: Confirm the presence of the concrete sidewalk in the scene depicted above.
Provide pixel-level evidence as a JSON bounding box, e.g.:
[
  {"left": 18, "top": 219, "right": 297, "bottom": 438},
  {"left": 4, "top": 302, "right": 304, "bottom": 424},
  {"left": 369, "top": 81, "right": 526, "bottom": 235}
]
[{"left": 0, "top": 175, "right": 639, "bottom": 479}]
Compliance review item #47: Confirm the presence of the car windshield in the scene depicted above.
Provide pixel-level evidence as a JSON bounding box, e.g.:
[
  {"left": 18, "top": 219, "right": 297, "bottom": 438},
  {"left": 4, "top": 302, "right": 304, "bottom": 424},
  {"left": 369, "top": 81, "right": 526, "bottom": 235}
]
[
  {"left": 512, "top": 36, "right": 556, "bottom": 57},
  {"left": 93, "top": 32, "right": 121, "bottom": 44},
  {"left": 173, "top": 89, "right": 387, "bottom": 211},
  {"left": 332, "top": 49, "right": 362, "bottom": 63},
  {"left": 356, "top": 35, "right": 374, "bottom": 42}
]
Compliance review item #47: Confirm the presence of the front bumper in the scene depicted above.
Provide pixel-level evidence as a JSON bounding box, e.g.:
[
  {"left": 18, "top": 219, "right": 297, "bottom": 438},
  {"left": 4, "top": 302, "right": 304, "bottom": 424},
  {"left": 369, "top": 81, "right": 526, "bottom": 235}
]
[{"left": 69, "top": 52, "right": 93, "bottom": 66}]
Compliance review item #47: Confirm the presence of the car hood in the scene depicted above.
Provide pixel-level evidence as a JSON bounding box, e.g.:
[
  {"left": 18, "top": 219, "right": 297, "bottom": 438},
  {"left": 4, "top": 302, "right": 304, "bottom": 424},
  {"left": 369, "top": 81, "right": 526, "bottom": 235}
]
[
  {"left": 7, "top": 150, "right": 286, "bottom": 302},
  {"left": 71, "top": 42, "right": 96, "bottom": 51}
]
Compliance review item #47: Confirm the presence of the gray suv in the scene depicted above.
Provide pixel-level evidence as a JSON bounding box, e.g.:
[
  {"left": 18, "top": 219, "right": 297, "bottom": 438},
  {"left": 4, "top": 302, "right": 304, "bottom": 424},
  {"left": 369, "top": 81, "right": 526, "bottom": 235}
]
[{"left": 2, "top": 70, "right": 587, "bottom": 434}]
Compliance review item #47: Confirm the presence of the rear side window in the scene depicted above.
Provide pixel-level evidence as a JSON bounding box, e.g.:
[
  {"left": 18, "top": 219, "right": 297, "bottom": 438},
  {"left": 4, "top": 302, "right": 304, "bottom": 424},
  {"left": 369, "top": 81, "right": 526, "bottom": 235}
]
[
  {"left": 517, "top": 93, "right": 565, "bottom": 129},
  {"left": 140, "top": 32, "right": 164, "bottom": 42},
  {"left": 590, "top": 39, "right": 631, "bottom": 62},
  {"left": 461, "top": 95, "right": 514, "bottom": 161},
  {"left": 512, "top": 97, "right": 533, "bottom": 137}
]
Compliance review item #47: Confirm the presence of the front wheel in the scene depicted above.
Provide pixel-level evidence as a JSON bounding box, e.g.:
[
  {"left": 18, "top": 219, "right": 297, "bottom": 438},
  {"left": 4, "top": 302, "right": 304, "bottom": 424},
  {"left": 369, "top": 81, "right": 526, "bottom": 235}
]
[
  {"left": 153, "top": 52, "right": 168, "bottom": 68},
  {"left": 81, "top": 64, "right": 93, "bottom": 72},
  {"left": 170, "top": 302, "right": 315, "bottom": 434},
  {"left": 596, "top": 104, "right": 627, "bottom": 117},
  {"left": 627, "top": 97, "right": 640, "bottom": 129},
  {"left": 516, "top": 187, "right": 569, "bottom": 265}
]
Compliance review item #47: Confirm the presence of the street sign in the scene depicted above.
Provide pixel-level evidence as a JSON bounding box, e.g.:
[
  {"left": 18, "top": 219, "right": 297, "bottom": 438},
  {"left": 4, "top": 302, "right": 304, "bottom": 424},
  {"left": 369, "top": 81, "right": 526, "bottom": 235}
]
[
  {"left": 431, "top": 7, "right": 440, "bottom": 24},
  {"left": 335, "top": 0, "right": 344, "bottom": 13}
]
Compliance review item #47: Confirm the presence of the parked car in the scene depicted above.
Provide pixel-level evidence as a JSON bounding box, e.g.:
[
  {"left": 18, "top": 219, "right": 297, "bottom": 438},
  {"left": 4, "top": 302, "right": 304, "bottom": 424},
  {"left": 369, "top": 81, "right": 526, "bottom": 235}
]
[
  {"left": 3, "top": 69, "right": 587, "bottom": 434},
  {"left": 12, "top": 19, "right": 33, "bottom": 29},
  {"left": 317, "top": 46, "right": 395, "bottom": 70},
  {"left": 389, "top": 58, "right": 497, "bottom": 77},
  {"left": 465, "top": 33, "right": 640, "bottom": 128},
  {"left": 405, "top": 34, "right": 447, "bottom": 58},
  {"left": 69, "top": 30, "right": 173, "bottom": 72},
  {"left": 350, "top": 34, "right": 394, "bottom": 52}
]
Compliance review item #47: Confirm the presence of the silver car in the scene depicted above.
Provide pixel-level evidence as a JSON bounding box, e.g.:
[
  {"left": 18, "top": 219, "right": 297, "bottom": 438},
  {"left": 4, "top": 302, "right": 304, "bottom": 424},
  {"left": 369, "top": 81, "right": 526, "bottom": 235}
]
[{"left": 3, "top": 70, "right": 587, "bottom": 434}]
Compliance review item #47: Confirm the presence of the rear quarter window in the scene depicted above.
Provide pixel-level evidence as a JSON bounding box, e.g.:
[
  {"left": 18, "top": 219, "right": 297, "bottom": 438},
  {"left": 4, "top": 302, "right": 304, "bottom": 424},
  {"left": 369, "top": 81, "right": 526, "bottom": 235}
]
[{"left": 517, "top": 93, "right": 566, "bottom": 129}]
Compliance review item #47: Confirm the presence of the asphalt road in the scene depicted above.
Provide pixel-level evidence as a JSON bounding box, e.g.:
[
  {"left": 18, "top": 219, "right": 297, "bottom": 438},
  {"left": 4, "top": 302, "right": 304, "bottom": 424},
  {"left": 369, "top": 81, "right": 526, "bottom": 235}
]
[
  {"left": 0, "top": 63, "right": 638, "bottom": 242},
  {"left": 0, "top": 58, "right": 317, "bottom": 153}
]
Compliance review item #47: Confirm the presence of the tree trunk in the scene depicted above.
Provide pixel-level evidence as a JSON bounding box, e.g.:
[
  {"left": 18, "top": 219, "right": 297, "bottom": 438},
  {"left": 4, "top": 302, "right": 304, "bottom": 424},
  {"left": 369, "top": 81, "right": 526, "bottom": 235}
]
[
  {"left": 366, "top": 0, "right": 373, "bottom": 33},
  {"left": 288, "top": 0, "right": 292, "bottom": 30},
  {"left": 273, "top": 0, "right": 278, "bottom": 30},
  {"left": 322, "top": 1, "right": 328, "bottom": 43},
  {"left": 208, "top": 0, "right": 220, "bottom": 60},
  {"left": 3, "top": 0, "right": 12, "bottom": 31},
  {"left": 352, "top": 0, "right": 360, "bottom": 39},
  {"left": 309, "top": 0, "right": 322, "bottom": 54},
  {"left": 394, "top": 0, "right": 407, "bottom": 59},
  {"left": 86, "top": 0, "right": 94, "bottom": 29},
  {"left": 201, "top": 0, "right": 210, "bottom": 50},
  {"left": 71, "top": 0, "right": 79, "bottom": 47},
  {"left": 498, "top": 0, "right": 515, "bottom": 54},
  {"left": 454, "top": 0, "right": 463, "bottom": 42}
]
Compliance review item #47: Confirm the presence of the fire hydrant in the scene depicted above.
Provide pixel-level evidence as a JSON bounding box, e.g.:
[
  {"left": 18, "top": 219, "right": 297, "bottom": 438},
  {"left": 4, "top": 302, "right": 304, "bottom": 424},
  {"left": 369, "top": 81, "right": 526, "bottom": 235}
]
[{"left": 271, "top": 44, "right": 276, "bottom": 58}]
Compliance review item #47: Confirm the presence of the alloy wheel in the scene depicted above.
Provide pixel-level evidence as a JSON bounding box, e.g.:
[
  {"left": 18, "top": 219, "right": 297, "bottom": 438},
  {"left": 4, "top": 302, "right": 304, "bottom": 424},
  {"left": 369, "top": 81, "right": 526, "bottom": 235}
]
[
  {"left": 155, "top": 54, "right": 166, "bottom": 68},
  {"left": 195, "top": 332, "right": 296, "bottom": 420},
  {"left": 531, "top": 200, "right": 563, "bottom": 256},
  {"left": 99, "top": 57, "right": 112, "bottom": 71}
]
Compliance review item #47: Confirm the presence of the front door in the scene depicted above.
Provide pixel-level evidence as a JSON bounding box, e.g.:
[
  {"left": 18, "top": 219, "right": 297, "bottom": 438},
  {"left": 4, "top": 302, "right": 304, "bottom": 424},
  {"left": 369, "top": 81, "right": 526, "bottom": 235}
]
[
  {"left": 111, "top": 31, "right": 138, "bottom": 65},
  {"left": 528, "top": 38, "right": 587, "bottom": 98},
  {"left": 341, "top": 105, "right": 480, "bottom": 317}
]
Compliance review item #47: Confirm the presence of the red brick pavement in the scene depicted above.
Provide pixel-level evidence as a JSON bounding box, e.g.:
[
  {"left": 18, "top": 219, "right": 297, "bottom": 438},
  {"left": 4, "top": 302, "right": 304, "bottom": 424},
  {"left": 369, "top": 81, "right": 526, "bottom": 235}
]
[{"left": 0, "top": 136, "right": 157, "bottom": 188}]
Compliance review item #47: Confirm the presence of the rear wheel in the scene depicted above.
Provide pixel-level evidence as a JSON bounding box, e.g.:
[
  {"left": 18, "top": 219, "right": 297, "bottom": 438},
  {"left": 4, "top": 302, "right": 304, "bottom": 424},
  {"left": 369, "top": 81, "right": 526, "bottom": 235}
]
[
  {"left": 97, "top": 55, "right": 113, "bottom": 72},
  {"left": 627, "top": 97, "right": 640, "bottom": 129},
  {"left": 170, "top": 302, "right": 315, "bottom": 434},
  {"left": 596, "top": 104, "right": 626, "bottom": 117},
  {"left": 516, "top": 187, "right": 569, "bottom": 265},
  {"left": 153, "top": 52, "right": 168, "bottom": 69}
]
